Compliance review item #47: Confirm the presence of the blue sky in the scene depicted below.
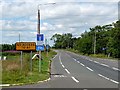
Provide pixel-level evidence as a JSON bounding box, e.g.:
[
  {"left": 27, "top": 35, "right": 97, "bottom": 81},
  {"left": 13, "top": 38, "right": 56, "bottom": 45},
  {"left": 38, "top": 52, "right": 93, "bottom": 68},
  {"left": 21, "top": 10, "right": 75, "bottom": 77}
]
[{"left": 0, "top": 0, "right": 119, "bottom": 46}]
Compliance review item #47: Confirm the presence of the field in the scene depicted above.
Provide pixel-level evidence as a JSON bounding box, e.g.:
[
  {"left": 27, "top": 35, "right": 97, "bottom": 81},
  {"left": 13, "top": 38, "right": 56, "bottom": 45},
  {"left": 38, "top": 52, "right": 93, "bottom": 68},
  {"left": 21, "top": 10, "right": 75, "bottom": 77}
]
[{"left": 1, "top": 50, "right": 57, "bottom": 85}]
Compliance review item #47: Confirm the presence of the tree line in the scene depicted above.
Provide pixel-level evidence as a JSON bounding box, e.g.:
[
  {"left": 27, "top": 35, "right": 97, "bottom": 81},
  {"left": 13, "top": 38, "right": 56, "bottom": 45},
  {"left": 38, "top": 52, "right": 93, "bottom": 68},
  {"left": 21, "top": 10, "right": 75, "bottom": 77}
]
[
  {"left": 51, "top": 20, "right": 120, "bottom": 58},
  {"left": 0, "top": 44, "right": 16, "bottom": 51}
]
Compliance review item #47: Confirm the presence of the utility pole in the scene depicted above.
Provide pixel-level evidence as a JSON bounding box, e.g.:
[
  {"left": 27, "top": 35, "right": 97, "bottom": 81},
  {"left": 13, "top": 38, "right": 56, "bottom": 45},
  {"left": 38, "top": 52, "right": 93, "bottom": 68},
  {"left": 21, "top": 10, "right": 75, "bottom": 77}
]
[
  {"left": 38, "top": 9, "right": 40, "bottom": 34},
  {"left": 94, "top": 30, "right": 96, "bottom": 55},
  {"left": 38, "top": 8, "right": 41, "bottom": 73},
  {"left": 37, "top": 3, "right": 56, "bottom": 72}
]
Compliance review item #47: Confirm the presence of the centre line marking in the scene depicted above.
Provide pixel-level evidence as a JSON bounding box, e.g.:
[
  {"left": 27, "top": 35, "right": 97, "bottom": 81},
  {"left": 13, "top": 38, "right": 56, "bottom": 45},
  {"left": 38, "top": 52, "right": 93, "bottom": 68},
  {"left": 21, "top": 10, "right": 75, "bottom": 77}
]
[
  {"left": 110, "top": 79, "right": 119, "bottom": 84},
  {"left": 100, "top": 63, "right": 109, "bottom": 67},
  {"left": 62, "top": 65, "right": 65, "bottom": 68},
  {"left": 98, "top": 74, "right": 119, "bottom": 84},
  {"left": 77, "top": 61, "right": 80, "bottom": 63},
  {"left": 71, "top": 76, "right": 79, "bottom": 83},
  {"left": 80, "top": 63, "right": 85, "bottom": 67},
  {"left": 73, "top": 58, "right": 77, "bottom": 61},
  {"left": 98, "top": 74, "right": 109, "bottom": 80},
  {"left": 65, "top": 69, "right": 70, "bottom": 74},
  {"left": 112, "top": 67, "right": 120, "bottom": 71},
  {"left": 94, "top": 61, "right": 99, "bottom": 64},
  {"left": 86, "top": 67, "right": 94, "bottom": 72},
  {"left": 89, "top": 59, "right": 93, "bottom": 62},
  {"left": 53, "top": 54, "right": 58, "bottom": 59},
  {"left": 59, "top": 55, "right": 63, "bottom": 65}
]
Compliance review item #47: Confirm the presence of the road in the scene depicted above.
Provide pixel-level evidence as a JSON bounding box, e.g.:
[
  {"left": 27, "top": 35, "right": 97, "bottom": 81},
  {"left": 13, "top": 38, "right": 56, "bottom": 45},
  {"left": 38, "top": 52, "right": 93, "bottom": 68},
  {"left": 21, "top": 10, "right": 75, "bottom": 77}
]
[{"left": 3, "top": 50, "right": 119, "bottom": 89}]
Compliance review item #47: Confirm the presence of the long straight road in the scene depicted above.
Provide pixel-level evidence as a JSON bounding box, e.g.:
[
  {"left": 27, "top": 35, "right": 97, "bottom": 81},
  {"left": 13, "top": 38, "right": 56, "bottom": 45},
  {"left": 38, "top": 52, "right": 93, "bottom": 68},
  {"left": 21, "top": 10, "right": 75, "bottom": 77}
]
[{"left": 4, "top": 50, "right": 119, "bottom": 89}]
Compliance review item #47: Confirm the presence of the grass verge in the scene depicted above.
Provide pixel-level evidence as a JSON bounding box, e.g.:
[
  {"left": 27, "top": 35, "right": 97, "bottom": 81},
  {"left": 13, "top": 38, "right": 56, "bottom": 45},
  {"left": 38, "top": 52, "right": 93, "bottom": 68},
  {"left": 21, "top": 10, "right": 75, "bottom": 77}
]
[
  {"left": 66, "top": 48, "right": 118, "bottom": 60},
  {"left": 2, "top": 50, "right": 57, "bottom": 85}
]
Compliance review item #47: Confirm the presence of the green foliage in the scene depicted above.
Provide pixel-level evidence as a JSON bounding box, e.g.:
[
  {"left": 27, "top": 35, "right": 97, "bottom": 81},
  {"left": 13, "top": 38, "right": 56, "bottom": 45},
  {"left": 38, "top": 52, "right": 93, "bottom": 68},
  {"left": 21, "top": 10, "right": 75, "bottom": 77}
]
[
  {"left": 51, "top": 20, "right": 120, "bottom": 58},
  {"left": 2, "top": 50, "right": 57, "bottom": 84},
  {"left": 0, "top": 44, "right": 16, "bottom": 51},
  {"left": 51, "top": 33, "right": 74, "bottom": 49}
]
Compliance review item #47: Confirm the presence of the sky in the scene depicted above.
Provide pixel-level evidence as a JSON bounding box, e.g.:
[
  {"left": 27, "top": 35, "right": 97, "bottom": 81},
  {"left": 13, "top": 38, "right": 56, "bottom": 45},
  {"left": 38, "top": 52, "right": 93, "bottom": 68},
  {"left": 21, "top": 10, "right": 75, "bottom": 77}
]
[{"left": 0, "top": 0, "right": 119, "bottom": 46}]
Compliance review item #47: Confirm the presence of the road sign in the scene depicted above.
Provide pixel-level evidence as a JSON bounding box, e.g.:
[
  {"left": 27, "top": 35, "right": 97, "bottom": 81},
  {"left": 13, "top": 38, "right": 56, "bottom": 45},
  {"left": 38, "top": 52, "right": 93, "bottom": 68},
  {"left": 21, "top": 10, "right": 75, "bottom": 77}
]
[
  {"left": 16, "top": 42, "right": 36, "bottom": 51},
  {"left": 37, "top": 34, "right": 44, "bottom": 41},
  {"left": 36, "top": 45, "right": 44, "bottom": 51},
  {"left": 37, "top": 41, "right": 44, "bottom": 45}
]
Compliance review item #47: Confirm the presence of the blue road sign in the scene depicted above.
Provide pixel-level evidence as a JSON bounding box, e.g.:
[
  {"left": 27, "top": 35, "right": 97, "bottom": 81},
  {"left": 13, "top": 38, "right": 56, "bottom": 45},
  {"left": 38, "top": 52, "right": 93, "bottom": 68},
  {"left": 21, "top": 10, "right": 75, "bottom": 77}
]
[
  {"left": 37, "top": 34, "right": 44, "bottom": 41},
  {"left": 36, "top": 45, "right": 44, "bottom": 51}
]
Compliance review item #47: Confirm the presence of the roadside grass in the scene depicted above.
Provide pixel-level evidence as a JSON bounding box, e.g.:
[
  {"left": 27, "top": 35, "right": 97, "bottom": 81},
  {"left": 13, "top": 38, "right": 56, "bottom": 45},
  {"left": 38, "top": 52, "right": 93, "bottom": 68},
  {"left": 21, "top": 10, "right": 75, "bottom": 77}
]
[
  {"left": 2, "top": 50, "right": 57, "bottom": 85},
  {"left": 66, "top": 48, "right": 118, "bottom": 60}
]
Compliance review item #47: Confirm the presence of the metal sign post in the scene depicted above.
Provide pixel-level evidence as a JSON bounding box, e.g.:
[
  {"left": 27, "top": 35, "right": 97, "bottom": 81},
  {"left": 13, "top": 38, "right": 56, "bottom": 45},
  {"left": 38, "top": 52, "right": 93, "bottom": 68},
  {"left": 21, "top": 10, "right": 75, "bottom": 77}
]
[
  {"left": 16, "top": 42, "right": 36, "bottom": 73},
  {"left": 36, "top": 34, "right": 44, "bottom": 73},
  {"left": 30, "top": 51, "right": 32, "bottom": 72},
  {"left": 39, "top": 51, "right": 41, "bottom": 72},
  {"left": 20, "top": 51, "right": 23, "bottom": 73}
]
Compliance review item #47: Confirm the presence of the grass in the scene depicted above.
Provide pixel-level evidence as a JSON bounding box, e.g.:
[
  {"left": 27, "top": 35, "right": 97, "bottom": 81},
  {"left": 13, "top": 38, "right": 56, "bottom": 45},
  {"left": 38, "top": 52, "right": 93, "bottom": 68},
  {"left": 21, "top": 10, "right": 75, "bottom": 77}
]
[
  {"left": 66, "top": 48, "right": 118, "bottom": 60},
  {"left": 2, "top": 50, "right": 57, "bottom": 85}
]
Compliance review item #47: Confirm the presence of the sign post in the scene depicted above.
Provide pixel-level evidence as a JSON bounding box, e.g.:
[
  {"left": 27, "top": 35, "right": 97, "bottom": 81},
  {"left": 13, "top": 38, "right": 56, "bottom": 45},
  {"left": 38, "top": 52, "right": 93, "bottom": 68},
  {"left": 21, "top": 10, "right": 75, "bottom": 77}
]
[
  {"left": 20, "top": 51, "right": 23, "bottom": 73},
  {"left": 39, "top": 51, "right": 41, "bottom": 72},
  {"left": 16, "top": 42, "right": 36, "bottom": 73},
  {"left": 30, "top": 51, "right": 32, "bottom": 72},
  {"left": 36, "top": 34, "right": 44, "bottom": 73}
]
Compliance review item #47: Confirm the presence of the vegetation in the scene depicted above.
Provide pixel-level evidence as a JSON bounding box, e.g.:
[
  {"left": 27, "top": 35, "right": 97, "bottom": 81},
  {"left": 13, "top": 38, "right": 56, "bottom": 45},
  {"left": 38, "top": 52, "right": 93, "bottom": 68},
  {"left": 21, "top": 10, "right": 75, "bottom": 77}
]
[
  {"left": 51, "top": 20, "right": 120, "bottom": 59},
  {"left": 0, "top": 44, "right": 15, "bottom": 51},
  {"left": 2, "top": 51, "right": 57, "bottom": 85}
]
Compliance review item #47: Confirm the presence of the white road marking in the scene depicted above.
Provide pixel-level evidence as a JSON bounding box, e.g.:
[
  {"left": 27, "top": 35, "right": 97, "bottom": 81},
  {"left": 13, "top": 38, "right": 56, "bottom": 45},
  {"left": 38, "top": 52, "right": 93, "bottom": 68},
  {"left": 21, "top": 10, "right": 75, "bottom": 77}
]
[
  {"left": 59, "top": 55, "right": 63, "bottom": 65},
  {"left": 80, "top": 63, "right": 85, "bottom": 67},
  {"left": 89, "top": 59, "right": 93, "bottom": 62},
  {"left": 62, "top": 65, "right": 65, "bottom": 68},
  {"left": 73, "top": 58, "right": 77, "bottom": 61},
  {"left": 0, "top": 84, "right": 10, "bottom": 86},
  {"left": 98, "top": 74, "right": 119, "bottom": 84},
  {"left": 98, "top": 74, "right": 109, "bottom": 80},
  {"left": 100, "top": 63, "right": 109, "bottom": 67},
  {"left": 77, "top": 61, "right": 80, "bottom": 63},
  {"left": 54, "top": 75, "right": 67, "bottom": 78},
  {"left": 71, "top": 76, "right": 79, "bottom": 83},
  {"left": 110, "top": 79, "right": 119, "bottom": 84},
  {"left": 53, "top": 54, "right": 57, "bottom": 59},
  {"left": 66, "top": 54, "right": 71, "bottom": 57},
  {"left": 112, "top": 67, "right": 120, "bottom": 71},
  {"left": 65, "top": 69, "right": 70, "bottom": 74},
  {"left": 94, "top": 61, "right": 100, "bottom": 64},
  {"left": 59, "top": 55, "right": 61, "bottom": 61},
  {"left": 86, "top": 67, "right": 94, "bottom": 72}
]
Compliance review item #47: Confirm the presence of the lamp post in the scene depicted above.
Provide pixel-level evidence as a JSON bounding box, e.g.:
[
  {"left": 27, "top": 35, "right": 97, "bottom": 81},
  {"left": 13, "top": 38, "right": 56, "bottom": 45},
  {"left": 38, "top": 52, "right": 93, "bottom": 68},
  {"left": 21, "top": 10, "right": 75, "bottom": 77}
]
[{"left": 37, "top": 3, "right": 56, "bottom": 72}]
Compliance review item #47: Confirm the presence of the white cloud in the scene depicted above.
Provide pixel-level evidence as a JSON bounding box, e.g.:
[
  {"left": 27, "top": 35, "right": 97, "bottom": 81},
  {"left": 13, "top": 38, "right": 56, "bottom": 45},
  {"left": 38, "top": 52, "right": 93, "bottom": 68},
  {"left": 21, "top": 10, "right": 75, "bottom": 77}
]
[
  {"left": 1, "top": 0, "right": 119, "bottom": 45},
  {"left": 55, "top": 24, "right": 63, "bottom": 28}
]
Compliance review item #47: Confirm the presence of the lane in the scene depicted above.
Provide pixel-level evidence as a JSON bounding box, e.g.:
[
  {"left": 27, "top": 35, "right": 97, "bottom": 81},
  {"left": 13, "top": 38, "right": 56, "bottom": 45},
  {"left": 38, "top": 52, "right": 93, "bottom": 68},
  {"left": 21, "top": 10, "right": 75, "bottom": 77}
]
[
  {"left": 60, "top": 51, "right": 118, "bottom": 88},
  {"left": 65, "top": 51, "right": 119, "bottom": 83},
  {"left": 67, "top": 51, "right": 119, "bottom": 70}
]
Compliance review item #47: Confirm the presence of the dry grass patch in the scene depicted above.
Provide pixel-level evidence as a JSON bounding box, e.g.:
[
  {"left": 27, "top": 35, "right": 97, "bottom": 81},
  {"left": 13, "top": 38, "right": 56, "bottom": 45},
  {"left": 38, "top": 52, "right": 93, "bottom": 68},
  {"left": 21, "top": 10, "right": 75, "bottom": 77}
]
[{"left": 6, "top": 63, "right": 20, "bottom": 71}]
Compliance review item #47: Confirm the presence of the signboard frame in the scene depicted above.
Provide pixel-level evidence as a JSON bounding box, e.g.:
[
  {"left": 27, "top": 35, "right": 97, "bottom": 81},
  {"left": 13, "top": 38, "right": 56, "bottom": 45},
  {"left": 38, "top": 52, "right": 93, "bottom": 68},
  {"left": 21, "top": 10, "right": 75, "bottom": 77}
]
[{"left": 16, "top": 42, "right": 36, "bottom": 51}]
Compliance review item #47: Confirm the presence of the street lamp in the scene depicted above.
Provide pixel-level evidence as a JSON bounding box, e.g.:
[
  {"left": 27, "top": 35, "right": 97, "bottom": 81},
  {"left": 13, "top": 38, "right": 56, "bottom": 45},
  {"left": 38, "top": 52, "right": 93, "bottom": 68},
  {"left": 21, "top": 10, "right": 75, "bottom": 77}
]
[
  {"left": 37, "top": 3, "right": 56, "bottom": 72},
  {"left": 37, "top": 3, "right": 56, "bottom": 34}
]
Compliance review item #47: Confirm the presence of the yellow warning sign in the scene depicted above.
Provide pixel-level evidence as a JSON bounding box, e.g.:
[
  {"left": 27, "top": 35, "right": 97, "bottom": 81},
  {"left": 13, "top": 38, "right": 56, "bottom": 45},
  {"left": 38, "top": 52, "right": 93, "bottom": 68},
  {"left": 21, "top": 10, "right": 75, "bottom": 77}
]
[{"left": 16, "top": 42, "right": 36, "bottom": 51}]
